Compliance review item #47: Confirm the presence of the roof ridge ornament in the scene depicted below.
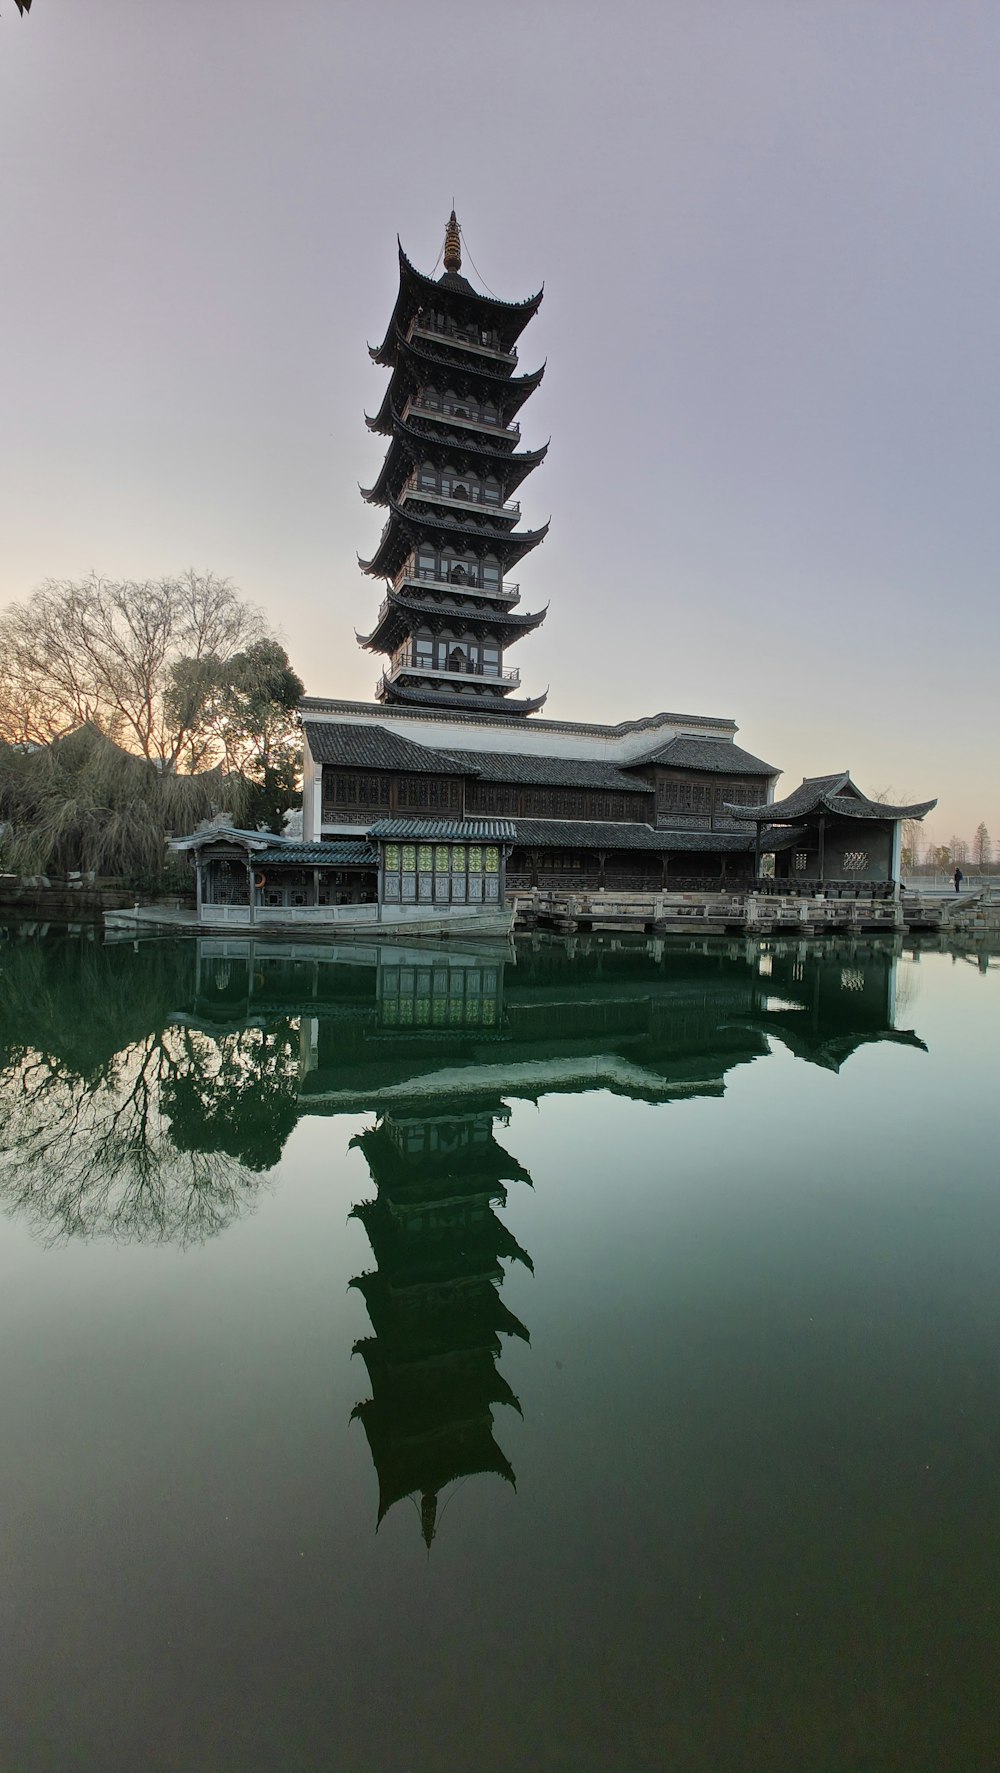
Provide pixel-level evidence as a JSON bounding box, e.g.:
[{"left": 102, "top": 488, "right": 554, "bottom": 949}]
[{"left": 443, "top": 209, "right": 462, "bottom": 274}]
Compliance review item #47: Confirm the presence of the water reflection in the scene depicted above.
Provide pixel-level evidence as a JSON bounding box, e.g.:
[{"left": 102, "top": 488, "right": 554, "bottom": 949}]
[
  {"left": 0, "top": 925, "right": 934, "bottom": 1542},
  {"left": 350, "top": 1107, "right": 532, "bottom": 1543},
  {"left": 0, "top": 928, "right": 928, "bottom": 1248}
]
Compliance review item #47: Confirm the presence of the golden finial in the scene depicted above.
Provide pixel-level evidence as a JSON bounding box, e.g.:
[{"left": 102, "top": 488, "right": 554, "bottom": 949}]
[{"left": 443, "top": 209, "right": 462, "bottom": 273}]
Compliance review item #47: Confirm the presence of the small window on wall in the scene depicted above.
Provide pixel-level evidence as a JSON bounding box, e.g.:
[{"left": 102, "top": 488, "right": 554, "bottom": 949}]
[
  {"left": 794, "top": 852, "right": 808, "bottom": 872},
  {"left": 842, "top": 852, "right": 869, "bottom": 873}
]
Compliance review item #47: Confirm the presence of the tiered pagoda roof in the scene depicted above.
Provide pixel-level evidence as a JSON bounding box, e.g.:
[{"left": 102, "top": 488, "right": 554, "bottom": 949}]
[
  {"left": 359, "top": 213, "right": 549, "bottom": 717},
  {"left": 349, "top": 1112, "right": 532, "bottom": 1544}
]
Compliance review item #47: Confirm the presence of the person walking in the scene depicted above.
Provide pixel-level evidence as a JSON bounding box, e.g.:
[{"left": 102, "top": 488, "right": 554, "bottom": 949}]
[{"left": 954, "top": 866, "right": 964, "bottom": 894}]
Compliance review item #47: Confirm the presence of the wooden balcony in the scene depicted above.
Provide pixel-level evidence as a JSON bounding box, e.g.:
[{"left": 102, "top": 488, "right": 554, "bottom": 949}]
[
  {"left": 398, "top": 482, "right": 520, "bottom": 520},
  {"left": 403, "top": 399, "right": 520, "bottom": 442},
  {"left": 408, "top": 319, "right": 518, "bottom": 367},
  {"left": 379, "top": 654, "right": 520, "bottom": 694}
]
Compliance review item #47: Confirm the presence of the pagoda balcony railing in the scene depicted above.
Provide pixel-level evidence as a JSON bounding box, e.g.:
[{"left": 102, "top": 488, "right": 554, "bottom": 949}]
[
  {"left": 408, "top": 319, "right": 518, "bottom": 367},
  {"left": 403, "top": 399, "right": 520, "bottom": 442},
  {"left": 378, "top": 579, "right": 520, "bottom": 626},
  {"left": 396, "top": 571, "right": 519, "bottom": 603},
  {"left": 398, "top": 482, "right": 520, "bottom": 520},
  {"left": 380, "top": 655, "right": 521, "bottom": 692}
]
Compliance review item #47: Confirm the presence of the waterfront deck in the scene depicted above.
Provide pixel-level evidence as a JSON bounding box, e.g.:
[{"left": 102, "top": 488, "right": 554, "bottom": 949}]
[{"left": 512, "top": 887, "right": 1000, "bottom": 938}]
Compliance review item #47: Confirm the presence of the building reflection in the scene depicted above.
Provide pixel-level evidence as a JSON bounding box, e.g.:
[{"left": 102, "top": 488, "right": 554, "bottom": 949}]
[
  {"left": 349, "top": 1106, "right": 531, "bottom": 1544},
  {"left": 0, "top": 923, "right": 933, "bottom": 1536}
]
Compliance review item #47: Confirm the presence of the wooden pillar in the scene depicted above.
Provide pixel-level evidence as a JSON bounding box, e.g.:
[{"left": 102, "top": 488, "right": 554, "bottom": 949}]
[
  {"left": 598, "top": 849, "right": 607, "bottom": 890},
  {"left": 195, "top": 856, "right": 203, "bottom": 919},
  {"left": 817, "top": 815, "right": 826, "bottom": 885},
  {"left": 754, "top": 823, "right": 762, "bottom": 882},
  {"left": 661, "top": 852, "right": 669, "bottom": 888},
  {"left": 313, "top": 867, "right": 320, "bottom": 907},
  {"left": 246, "top": 858, "right": 256, "bottom": 926},
  {"left": 530, "top": 848, "right": 540, "bottom": 889}
]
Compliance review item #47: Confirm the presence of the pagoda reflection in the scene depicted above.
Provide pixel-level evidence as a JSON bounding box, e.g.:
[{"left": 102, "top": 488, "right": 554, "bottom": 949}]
[{"left": 349, "top": 1104, "right": 532, "bottom": 1544}]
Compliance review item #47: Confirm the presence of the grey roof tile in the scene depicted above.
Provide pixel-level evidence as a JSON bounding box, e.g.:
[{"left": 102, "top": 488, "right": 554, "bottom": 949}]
[
  {"left": 726, "top": 774, "right": 937, "bottom": 823},
  {"left": 370, "top": 819, "right": 517, "bottom": 842},
  {"left": 634, "top": 735, "right": 779, "bottom": 776},
  {"left": 302, "top": 722, "right": 469, "bottom": 774}
]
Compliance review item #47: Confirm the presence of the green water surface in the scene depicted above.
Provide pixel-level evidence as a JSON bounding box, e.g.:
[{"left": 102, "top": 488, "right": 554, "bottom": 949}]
[{"left": 0, "top": 926, "right": 997, "bottom": 1773}]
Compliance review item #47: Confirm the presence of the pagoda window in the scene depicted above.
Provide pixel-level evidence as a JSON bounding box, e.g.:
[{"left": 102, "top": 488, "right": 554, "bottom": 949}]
[
  {"left": 419, "top": 462, "right": 437, "bottom": 489},
  {"left": 482, "top": 645, "right": 500, "bottom": 677},
  {"left": 414, "top": 632, "right": 434, "bottom": 667},
  {"left": 483, "top": 477, "right": 500, "bottom": 505},
  {"left": 416, "top": 546, "right": 436, "bottom": 580},
  {"left": 481, "top": 557, "right": 500, "bottom": 588}
]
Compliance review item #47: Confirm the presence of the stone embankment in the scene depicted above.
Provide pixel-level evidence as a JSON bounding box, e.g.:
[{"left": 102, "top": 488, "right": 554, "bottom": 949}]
[{"left": 512, "top": 887, "right": 1000, "bottom": 939}]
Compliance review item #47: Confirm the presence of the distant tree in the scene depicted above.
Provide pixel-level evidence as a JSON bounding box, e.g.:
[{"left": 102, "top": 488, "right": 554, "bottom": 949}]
[
  {"left": 932, "top": 845, "right": 951, "bottom": 868},
  {"left": 901, "top": 818, "right": 923, "bottom": 869},
  {"left": 0, "top": 571, "right": 266, "bottom": 766},
  {"left": 951, "top": 835, "right": 969, "bottom": 866},
  {"left": 974, "top": 822, "right": 992, "bottom": 866}
]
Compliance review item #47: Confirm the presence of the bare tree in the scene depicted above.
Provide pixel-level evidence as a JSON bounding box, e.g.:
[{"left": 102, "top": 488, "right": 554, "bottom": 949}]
[
  {"left": 951, "top": 834, "right": 969, "bottom": 866},
  {"left": 974, "top": 822, "right": 992, "bottom": 866},
  {"left": 0, "top": 571, "right": 265, "bottom": 767}
]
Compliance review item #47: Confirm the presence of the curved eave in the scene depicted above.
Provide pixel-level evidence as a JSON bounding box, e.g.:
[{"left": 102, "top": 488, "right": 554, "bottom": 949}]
[
  {"left": 361, "top": 500, "right": 549, "bottom": 578},
  {"left": 385, "top": 494, "right": 549, "bottom": 554},
  {"left": 726, "top": 794, "right": 938, "bottom": 823},
  {"left": 381, "top": 681, "right": 549, "bottom": 717},
  {"left": 391, "top": 329, "right": 546, "bottom": 399},
  {"left": 361, "top": 420, "right": 548, "bottom": 506},
  {"left": 359, "top": 594, "right": 548, "bottom": 653},
  {"left": 369, "top": 242, "right": 544, "bottom": 361},
  {"left": 365, "top": 349, "right": 544, "bottom": 437}
]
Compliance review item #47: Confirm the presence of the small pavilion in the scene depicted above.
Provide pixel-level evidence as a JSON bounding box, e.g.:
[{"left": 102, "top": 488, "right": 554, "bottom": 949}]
[{"left": 725, "top": 774, "right": 936, "bottom": 891}]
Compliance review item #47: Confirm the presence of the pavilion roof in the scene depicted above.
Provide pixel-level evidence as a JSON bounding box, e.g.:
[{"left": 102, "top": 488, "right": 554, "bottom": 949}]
[
  {"left": 253, "top": 841, "right": 378, "bottom": 868},
  {"left": 368, "top": 240, "right": 543, "bottom": 363},
  {"left": 633, "top": 734, "right": 780, "bottom": 777},
  {"left": 725, "top": 773, "right": 937, "bottom": 823}
]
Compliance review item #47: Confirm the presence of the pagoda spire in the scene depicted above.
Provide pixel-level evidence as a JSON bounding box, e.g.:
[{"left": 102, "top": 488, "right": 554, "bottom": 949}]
[
  {"left": 443, "top": 209, "right": 462, "bottom": 274},
  {"left": 359, "top": 223, "right": 549, "bottom": 716}
]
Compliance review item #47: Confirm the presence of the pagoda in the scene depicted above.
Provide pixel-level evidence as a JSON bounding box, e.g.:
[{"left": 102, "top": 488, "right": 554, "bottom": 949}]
[
  {"left": 349, "top": 1105, "right": 532, "bottom": 1545},
  {"left": 358, "top": 211, "right": 550, "bottom": 716}
]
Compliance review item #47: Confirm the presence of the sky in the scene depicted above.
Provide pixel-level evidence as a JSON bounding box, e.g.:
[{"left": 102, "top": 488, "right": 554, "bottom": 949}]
[{"left": 1, "top": 0, "right": 997, "bottom": 848}]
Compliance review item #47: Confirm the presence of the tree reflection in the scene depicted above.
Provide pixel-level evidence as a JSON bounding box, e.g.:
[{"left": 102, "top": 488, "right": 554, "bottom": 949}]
[{"left": 0, "top": 930, "right": 298, "bottom": 1244}]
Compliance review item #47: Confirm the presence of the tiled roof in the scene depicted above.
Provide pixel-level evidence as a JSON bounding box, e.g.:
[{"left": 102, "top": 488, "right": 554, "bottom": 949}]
[
  {"left": 382, "top": 683, "right": 549, "bottom": 716},
  {"left": 457, "top": 751, "right": 650, "bottom": 792},
  {"left": 254, "top": 842, "right": 378, "bottom": 867},
  {"left": 726, "top": 773, "right": 937, "bottom": 823},
  {"left": 299, "top": 696, "right": 737, "bottom": 737},
  {"left": 634, "top": 735, "right": 779, "bottom": 777},
  {"left": 302, "top": 721, "right": 469, "bottom": 774},
  {"left": 304, "top": 721, "right": 652, "bottom": 792},
  {"left": 370, "top": 819, "right": 517, "bottom": 842},
  {"left": 511, "top": 819, "right": 754, "bottom": 853}
]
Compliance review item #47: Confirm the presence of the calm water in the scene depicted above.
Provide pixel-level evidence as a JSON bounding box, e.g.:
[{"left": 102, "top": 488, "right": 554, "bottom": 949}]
[{"left": 0, "top": 925, "right": 998, "bottom": 1773}]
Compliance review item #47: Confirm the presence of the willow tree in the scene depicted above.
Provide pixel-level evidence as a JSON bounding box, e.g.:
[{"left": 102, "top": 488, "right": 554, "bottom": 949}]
[{"left": 0, "top": 725, "right": 250, "bottom": 885}]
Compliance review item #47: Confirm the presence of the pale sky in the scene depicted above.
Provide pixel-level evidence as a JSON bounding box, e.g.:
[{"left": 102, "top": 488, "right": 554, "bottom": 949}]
[{"left": 2, "top": 1, "right": 998, "bottom": 847}]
